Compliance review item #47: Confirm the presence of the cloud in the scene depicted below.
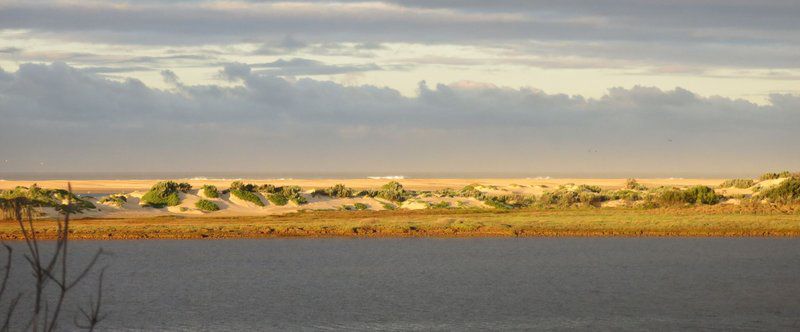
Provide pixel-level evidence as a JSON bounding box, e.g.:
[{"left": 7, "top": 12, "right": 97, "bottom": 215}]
[
  {"left": 250, "top": 58, "right": 382, "bottom": 76},
  {"left": 1, "top": 62, "right": 798, "bottom": 174}
]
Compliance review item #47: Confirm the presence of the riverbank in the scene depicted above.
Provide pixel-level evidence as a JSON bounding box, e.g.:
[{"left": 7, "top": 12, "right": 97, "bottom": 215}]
[{"left": 3, "top": 208, "right": 800, "bottom": 240}]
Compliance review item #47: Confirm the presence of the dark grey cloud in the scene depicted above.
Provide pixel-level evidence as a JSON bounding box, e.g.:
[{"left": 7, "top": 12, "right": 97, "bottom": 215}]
[
  {"left": 1, "top": 62, "right": 798, "bottom": 174},
  {"left": 1, "top": 1, "right": 799, "bottom": 69}
]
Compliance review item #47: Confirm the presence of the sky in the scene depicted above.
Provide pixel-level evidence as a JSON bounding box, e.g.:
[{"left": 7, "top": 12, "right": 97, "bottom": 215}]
[{"left": 0, "top": 0, "right": 799, "bottom": 176}]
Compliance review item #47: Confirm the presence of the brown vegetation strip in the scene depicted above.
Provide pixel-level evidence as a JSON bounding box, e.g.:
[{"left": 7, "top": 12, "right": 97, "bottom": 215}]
[{"left": 2, "top": 208, "right": 800, "bottom": 240}]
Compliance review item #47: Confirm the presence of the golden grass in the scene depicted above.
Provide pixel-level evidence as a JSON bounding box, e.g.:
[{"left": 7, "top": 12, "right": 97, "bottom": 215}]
[{"left": 2, "top": 207, "right": 800, "bottom": 240}]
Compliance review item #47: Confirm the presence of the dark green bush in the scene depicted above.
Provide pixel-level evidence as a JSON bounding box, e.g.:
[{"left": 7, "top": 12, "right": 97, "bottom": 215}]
[
  {"left": 608, "top": 190, "right": 641, "bottom": 202},
  {"left": 381, "top": 202, "right": 397, "bottom": 210},
  {"left": 313, "top": 184, "right": 354, "bottom": 198},
  {"left": 428, "top": 201, "right": 451, "bottom": 209},
  {"left": 141, "top": 181, "right": 186, "bottom": 208},
  {"left": 718, "top": 179, "right": 755, "bottom": 189},
  {"left": 685, "top": 186, "right": 721, "bottom": 205},
  {"left": 202, "top": 185, "right": 220, "bottom": 198},
  {"left": 230, "top": 189, "right": 264, "bottom": 206},
  {"left": 230, "top": 181, "right": 257, "bottom": 192},
  {"left": 99, "top": 194, "right": 127, "bottom": 207},
  {"left": 759, "top": 171, "right": 795, "bottom": 181},
  {"left": 353, "top": 202, "right": 369, "bottom": 210},
  {"left": 377, "top": 181, "right": 409, "bottom": 202},
  {"left": 760, "top": 177, "right": 800, "bottom": 203},
  {"left": 625, "top": 178, "right": 647, "bottom": 190},
  {"left": 266, "top": 193, "right": 289, "bottom": 206},
  {"left": 195, "top": 199, "right": 220, "bottom": 212}
]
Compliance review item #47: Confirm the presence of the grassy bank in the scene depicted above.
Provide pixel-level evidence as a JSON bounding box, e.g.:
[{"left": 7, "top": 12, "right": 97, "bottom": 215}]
[{"left": 2, "top": 207, "right": 800, "bottom": 240}]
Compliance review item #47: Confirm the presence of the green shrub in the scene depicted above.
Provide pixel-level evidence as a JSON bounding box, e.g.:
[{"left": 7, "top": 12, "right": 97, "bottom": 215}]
[
  {"left": 141, "top": 181, "right": 186, "bottom": 208},
  {"left": 760, "top": 177, "right": 800, "bottom": 203},
  {"left": 607, "top": 189, "right": 641, "bottom": 201},
  {"left": 381, "top": 202, "right": 397, "bottom": 210},
  {"left": 290, "top": 195, "right": 308, "bottom": 205},
  {"left": 353, "top": 202, "right": 369, "bottom": 210},
  {"left": 202, "top": 185, "right": 220, "bottom": 198},
  {"left": 759, "top": 171, "right": 794, "bottom": 181},
  {"left": 460, "top": 184, "right": 486, "bottom": 199},
  {"left": 718, "top": 179, "right": 755, "bottom": 189},
  {"left": 258, "top": 184, "right": 277, "bottom": 193},
  {"left": 685, "top": 186, "right": 721, "bottom": 205},
  {"left": 99, "top": 194, "right": 127, "bottom": 207},
  {"left": 377, "top": 181, "right": 408, "bottom": 202},
  {"left": 428, "top": 201, "right": 451, "bottom": 209},
  {"left": 577, "top": 185, "right": 602, "bottom": 193},
  {"left": 329, "top": 184, "right": 354, "bottom": 197},
  {"left": 230, "top": 181, "right": 257, "bottom": 192},
  {"left": 266, "top": 193, "right": 289, "bottom": 206},
  {"left": 625, "top": 178, "right": 647, "bottom": 190},
  {"left": 657, "top": 189, "right": 689, "bottom": 206},
  {"left": 230, "top": 189, "right": 264, "bottom": 206},
  {"left": 195, "top": 199, "right": 220, "bottom": 212}
]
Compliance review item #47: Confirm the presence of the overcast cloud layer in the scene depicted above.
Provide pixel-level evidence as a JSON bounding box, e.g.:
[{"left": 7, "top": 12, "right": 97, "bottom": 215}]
[
  {"left": 0, "top": 62, "right": 798, "bottom": 175},
  {"left": 0, "top": 1, "right": 798, "bottom": 174}
]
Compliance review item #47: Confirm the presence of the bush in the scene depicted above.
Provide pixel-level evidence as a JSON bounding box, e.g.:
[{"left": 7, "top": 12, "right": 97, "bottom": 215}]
[
  {"left": 353, "top": 202, "right": 369, "bottom": 210},
  {"left": 759, "top": 171, "right": 795, "bottom": 181},
  {"left": 266, "top": 193, "right": 289, "bottom": 206},
  {"left": 381, "top": 202, "right": 397, "bottom": 210},
  {"left": 230, "top": 181, "right": 257, "bottom": 192},
  {"left": 760, "top": 177, "right": 800, "bottom": 203},
  {"left": 655, "top": 186, "right": 720, "bottom": 206},
  {"left": 230, "top": 189, "right": 264, "bottom": 206},
  {"left": 99, "top": 194, "right": 127, "bottom": 207},
  {"left": 290, "top": 195, "right": 308, "bottom": 205},
  {"left": 201, "top": 185, "right": 220, "bottom": 198},
  {"left": 608, "top": 189, "right": 641, "bottom": 202},
  {"left": 377, "top": 181, "right": 408, "bottom": 202},
  {"left": 195, "top": 199, "right": 220, "bottom": 212},
  {"left": 313, "top": 184, "right": 354, "bottom": 198},
  {"left": 460, "top": 184, "right": 486, "bottom": 200},
  {"left": 718, "top": 179, "right": 755, "bottom": 189},
  {"left": 685, "top": 186, "right": 721, "bottom": 205},
  {"left": 428, "top": 201, "right": 451, "bottom": 209},
  {"left": 625, "top": 178, "right": 647, "bottom": 190},
  {"left": 141, "top": 181, "right": 186, "bottom": 208}
]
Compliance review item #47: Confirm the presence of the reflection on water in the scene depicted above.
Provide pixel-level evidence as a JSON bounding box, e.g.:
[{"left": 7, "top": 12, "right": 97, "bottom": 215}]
[{"left": 4, "top": 238, "right": 800, "bottom": 330}]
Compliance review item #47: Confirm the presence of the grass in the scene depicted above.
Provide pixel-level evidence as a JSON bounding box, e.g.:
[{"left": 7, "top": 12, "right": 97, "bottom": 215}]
[
  {"left": 230, "top": 189, "right": 264, "bottom": 207},
  {"left": 195, "top": 199, "right": 220, "bottom": 212},
  {"left": 4, "top": 207, "right": 800, "bottom": 240}
]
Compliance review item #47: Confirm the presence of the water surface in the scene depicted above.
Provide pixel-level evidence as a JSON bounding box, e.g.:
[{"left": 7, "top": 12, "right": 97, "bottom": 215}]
[{"left": 4, "top": 238, "right": 800, "bottom": 330}]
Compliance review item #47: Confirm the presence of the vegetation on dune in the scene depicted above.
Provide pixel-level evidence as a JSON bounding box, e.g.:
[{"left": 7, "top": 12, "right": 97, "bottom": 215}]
[
  {"left": 140, "top": 181, "right": 189, "bottom": 208},
  {"left": 653, "top": 185, "right": 720, "bottom": 206},
  {"left": 230, "top": 189, "right": 265, "bottom": 207},
  {"left": 758, "top": 171, "right": 797, "bottom": 181},
  {"left": 312, "top": 184, "right": 355, "bottom": 198},
  {"left": 0, "top": 185, "right": 96, "bottom": 217},
  {"left": 759, "top": 177, "right": 800, "bottom": 204},
  {"left": 625, "top": 178, "right": 647, "bottom": 190},
  {"left": 381, "top": 202, "right": 397, "bottom": 210},
  {"left": 427, "top": 201, "right": 451, "bottom": 209},
  {"left": 718, "top": 178, "right": 755, "bottom": 189},
  {"left": 353, "top": 202, "right": 369, "bottom": 210},
  {"left": 230, "top": 181, "right": 258, "bottom": 192},
  {"left": 260, "top": 185, "right": 306, "bottom": 206},
  {"left": 99, "top": 194, "right": 127, "bottom": 207},
  {"left": 376, "top": 181, "right": 409, "bottom": 202},
  {"left": 195, "top": 199, "right": 220, "bottom": 212},
  {"left": 201, "top": 185, "right": 220, "bottom": 198},
  {"left": 266, "top": 193, "right": 289, "bottom": 206}
]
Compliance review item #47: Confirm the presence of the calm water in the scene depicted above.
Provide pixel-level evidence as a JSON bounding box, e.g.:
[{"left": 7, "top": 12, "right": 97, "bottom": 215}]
[{"left": 3, "top": 238, "right": 800, "bottom": 331}]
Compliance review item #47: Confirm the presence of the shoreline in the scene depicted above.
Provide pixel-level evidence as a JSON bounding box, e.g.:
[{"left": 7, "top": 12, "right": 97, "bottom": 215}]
[{"left": 3, "top": 208, "right": 799, "bottom": 240}]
